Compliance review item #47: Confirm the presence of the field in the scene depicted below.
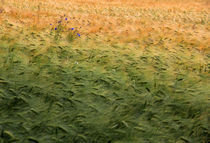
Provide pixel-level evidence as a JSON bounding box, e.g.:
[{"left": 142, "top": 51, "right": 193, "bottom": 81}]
[{"left": 0, "top": 0, "right": 209, "bottom": 142}]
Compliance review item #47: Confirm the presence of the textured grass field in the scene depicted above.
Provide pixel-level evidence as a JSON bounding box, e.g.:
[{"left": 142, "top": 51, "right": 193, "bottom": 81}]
[{"left": 0, "top": 0, "right": 209, "bottom": 143}]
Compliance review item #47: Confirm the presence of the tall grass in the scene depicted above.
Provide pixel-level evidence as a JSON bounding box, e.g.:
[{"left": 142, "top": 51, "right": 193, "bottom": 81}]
[
  {"left": 0, "top": 0, "right": 209, "bottom": 142},
  {"left": 0, "top": 34, "right": 208, "bottom": 142}
]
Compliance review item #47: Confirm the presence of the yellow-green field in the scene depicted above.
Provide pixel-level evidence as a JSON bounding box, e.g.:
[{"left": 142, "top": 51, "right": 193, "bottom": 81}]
[{"left": 0, "top": 0, "right": 209, "bottom": 142}]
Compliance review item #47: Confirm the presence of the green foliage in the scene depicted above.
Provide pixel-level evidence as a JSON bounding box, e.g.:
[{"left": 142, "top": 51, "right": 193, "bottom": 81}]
[
  {"left": 66, "top": 30, "right": 75, "bottom": 43},
  {"left": 54, "top": 22, "right": 63, "bottom": 42},
  {"left": 0, "top": 34, "right": 208, "bottom": 143}
]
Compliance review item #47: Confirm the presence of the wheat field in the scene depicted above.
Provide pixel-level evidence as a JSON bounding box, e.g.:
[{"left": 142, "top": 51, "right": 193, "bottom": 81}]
[{"left": 0, "top": 0, "right": 209, "bottom": 143}]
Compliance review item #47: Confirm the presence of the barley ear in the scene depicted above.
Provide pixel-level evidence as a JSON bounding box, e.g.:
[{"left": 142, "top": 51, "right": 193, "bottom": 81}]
[
  {"left": 37, "top": 3, "right": 40, "bottom": 25},
  {"left": 0, "top": 0, "right": 5, "bottom": 11}
]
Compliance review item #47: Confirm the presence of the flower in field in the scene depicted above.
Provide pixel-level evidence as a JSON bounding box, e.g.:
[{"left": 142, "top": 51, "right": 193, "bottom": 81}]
[{"left": 50, "top": 16, "right": 82, "bottom": 40}]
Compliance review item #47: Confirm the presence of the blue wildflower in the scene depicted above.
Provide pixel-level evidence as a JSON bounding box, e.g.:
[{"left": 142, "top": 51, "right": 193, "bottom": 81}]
[
  {"left": 77, "top": 33, "right": 80, "bottom": 37},
  {"left": 65, "top": 18, "right": 68, "bottom": 20},
  {"left": 55, "top": 28, "right": 57, "bottom": 30}
]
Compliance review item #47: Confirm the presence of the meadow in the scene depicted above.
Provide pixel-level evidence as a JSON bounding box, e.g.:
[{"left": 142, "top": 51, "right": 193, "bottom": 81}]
[{"left": 0, "top": 0, "right": 209, "bottom": 142}]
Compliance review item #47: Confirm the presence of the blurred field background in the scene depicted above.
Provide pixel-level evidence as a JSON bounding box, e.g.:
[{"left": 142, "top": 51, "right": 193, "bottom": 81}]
[{"left": 0, "top": 0, "right": 209, "bottom": 143}]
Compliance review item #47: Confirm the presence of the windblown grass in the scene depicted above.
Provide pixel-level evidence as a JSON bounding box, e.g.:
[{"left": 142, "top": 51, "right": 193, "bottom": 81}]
[{"left": 0, "top": 0, "right": 209, "bottom": 143}]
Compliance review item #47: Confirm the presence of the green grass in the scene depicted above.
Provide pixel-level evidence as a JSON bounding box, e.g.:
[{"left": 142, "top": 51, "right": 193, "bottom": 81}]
[{"left": 0, "top": 26, "right": 209, "bottom": 143}]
